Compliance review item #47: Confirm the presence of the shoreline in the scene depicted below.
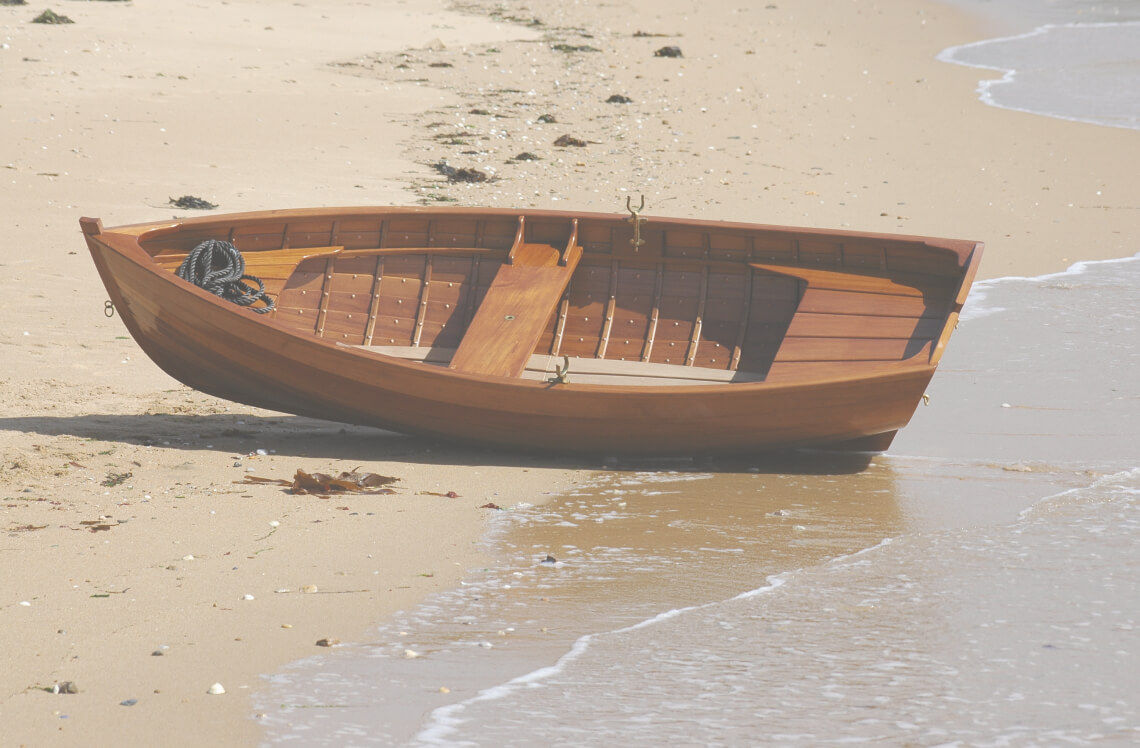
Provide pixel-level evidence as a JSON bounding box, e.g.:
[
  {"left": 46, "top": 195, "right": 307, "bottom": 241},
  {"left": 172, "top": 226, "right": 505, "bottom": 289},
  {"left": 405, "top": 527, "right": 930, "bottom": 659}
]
[{"left": 2, "top": 0, "right": 1137, "bottom": 744}]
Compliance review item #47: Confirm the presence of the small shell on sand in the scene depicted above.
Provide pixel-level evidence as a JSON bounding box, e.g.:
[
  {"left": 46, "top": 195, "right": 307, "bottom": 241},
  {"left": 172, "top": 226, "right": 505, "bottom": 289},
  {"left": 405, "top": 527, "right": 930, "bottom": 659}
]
[
  {"left": 300, "top": 584, "right": 319, "bottom": 594},
  {"left": 402, "top": 649, "right": 421, "bottom": 659},
  {"left": 207, "top": 682, "right": 226, "bottom": 695}
]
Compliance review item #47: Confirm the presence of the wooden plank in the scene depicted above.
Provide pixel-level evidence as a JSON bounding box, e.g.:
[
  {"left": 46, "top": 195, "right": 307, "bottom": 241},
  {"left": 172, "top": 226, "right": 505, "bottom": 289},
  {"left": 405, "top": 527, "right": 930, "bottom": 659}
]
[
  {"left": 412, "top": 256, "right": 433, "bottom": 346},
  {"left": 773, "top": 337, "right": 933, "bottom": 362},
  {"left": 730, "top": 267, "right": 754, "bottom": 370},
  {"left": 685, "top": 265, "right": 710, "bottom": 366},
  {"left": 784, "top": 312, "right": 945, "bottom": 340},
  {"left": 797, "top": 287, "right": 948, "bottom": 318},
  {"left": 363, "top": 256, "right": 385, "bottom": 345},
  {"left": 596, "top": 259, "right": 620, "bottom": 359},
  {"left": 314, "top": 256, "right": 336, "bottom": 337},
  {"left": 641, "top": 264, "right": 665, "bottom": 362},
  {"left": 153, "top": 244, "right": 344, "bottom": 273},
  {"left": 750, "top": 262, "right": 952, "bottom": 297},
  {"left": 449, "top": 241, "right": 583, "bottom": 378},
  {"left": 552, "top": 294, "right": 570, "bottom": 355}
]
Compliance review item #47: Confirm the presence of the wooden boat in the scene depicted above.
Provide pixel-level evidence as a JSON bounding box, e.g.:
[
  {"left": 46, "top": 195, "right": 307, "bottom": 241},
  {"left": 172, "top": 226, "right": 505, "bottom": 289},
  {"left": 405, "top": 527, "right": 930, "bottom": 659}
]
[{"left": 80, "top": 206, "right": 982, "bottom": 455}]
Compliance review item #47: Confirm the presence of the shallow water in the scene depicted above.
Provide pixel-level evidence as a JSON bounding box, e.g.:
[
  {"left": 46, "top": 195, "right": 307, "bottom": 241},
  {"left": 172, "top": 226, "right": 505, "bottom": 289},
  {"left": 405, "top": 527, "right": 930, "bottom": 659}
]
[
  {"left": 257, "top": 251, "right": 1139, "bottom": 743},
  {"left": 939, "top": 0, "right": 1140, "bottom": 129}
]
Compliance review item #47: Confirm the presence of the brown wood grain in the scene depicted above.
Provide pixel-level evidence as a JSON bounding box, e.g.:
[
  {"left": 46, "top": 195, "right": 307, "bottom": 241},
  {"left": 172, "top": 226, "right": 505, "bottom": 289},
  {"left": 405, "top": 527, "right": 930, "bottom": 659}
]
[
  {"left": 80, "top": 206, "right": 983, "bottom": 455},
  {"left": 449, "top": 242, "right": 583, "bottom": 378}
]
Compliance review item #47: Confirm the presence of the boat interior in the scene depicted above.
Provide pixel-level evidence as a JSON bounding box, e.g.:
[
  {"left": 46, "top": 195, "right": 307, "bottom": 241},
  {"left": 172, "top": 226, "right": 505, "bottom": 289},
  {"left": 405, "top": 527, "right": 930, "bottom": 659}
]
[{"left": 137, "top": 212, "right": 970, "bottom": 386}]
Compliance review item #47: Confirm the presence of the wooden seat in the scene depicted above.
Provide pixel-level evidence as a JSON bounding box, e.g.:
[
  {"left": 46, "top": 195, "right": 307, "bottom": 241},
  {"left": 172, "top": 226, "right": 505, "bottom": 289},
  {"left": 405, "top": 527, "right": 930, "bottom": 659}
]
[{"left": 448, "top": 218, "right": 582, "bottom": 378}]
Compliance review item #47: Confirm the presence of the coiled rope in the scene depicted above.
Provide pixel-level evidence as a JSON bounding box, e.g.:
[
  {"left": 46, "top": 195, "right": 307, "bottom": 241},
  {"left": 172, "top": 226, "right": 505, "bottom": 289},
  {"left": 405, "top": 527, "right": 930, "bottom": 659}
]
[{"left": 175, "top": 239, "right": 275, "bottom": 313}]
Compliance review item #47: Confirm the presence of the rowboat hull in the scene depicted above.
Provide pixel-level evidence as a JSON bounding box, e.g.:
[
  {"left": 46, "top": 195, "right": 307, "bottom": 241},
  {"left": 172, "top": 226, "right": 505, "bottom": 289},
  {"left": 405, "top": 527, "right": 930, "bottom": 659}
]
[{"left": 81, "top": 207, "right": 981, "bottom": 455}]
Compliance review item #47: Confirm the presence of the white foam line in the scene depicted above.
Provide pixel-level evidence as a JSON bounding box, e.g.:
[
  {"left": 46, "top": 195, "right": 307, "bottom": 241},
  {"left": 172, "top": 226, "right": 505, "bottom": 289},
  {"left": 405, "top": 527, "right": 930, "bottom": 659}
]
[
  {"left": 415, "top": 535, "right": 905, "bottom": 745},
  {"left": 1017, "top": 467, "right": 1140, "bottom": 521},
  {"left": 937, "top": 21, "right": 1140, "bottom": 131},
  {"left": 958, "top": 251, "right": 1140, "bottom": 322},
  {"left": 414, "top": 574, "right": 790, "bottom": 745}
]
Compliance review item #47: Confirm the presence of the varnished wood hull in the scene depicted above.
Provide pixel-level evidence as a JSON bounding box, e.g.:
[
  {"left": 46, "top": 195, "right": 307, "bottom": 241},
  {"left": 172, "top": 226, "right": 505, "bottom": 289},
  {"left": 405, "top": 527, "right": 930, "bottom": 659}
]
[{"left": 80, "top": 207, "right": 981, "bottom": 455}]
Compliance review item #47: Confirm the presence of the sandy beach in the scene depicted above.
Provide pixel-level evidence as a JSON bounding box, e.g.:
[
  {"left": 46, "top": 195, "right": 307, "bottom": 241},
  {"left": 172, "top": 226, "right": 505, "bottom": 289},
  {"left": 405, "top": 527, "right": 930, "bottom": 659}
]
[{"left": 2, "top": 0, "right": 1136, "bottom": 744}]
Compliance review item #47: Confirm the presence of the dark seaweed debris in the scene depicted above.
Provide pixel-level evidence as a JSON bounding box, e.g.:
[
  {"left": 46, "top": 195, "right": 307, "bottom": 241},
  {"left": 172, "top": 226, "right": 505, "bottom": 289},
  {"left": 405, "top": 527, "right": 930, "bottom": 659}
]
[
  {"left": 654, "top": 46, "right": 683, "bottom": 58},
  {"left": 553, "top": 134, "right": 587, "bottom": 148},
  {"left": 237, "top": 469, "right": 398, "bottom": 496},
  {"left": 100, "top": 471, "right": 132, "bottom": 487},
  {"left": 433, "top": 162, "right": 489, "bottom": 183},
  {"left": 552, "top": 43, "right": 600, "bottom": 53},
  {"left": 32, "top": 9, "right": 73, "bottom": 23},
  {"left": 606, "top": 94, "right": 633, "bottom": 104},
  {"left": 536, "top": 114, "right": 557, "bottom": 124},
  {"left": 511, "top": 152, "right": 539, "bottom": 161},
  {"left": 169, "top": 195, "right": 218, "bottom": 210}
]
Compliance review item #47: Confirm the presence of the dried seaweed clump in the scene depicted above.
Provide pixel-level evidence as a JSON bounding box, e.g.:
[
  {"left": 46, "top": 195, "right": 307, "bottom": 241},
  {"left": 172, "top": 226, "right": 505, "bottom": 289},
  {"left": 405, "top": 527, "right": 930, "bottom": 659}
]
[
  {"left": 32, "top": 9, "right": 73, "bottom": 23},
  {"left": 169, "top": 195, "right": 218, "bottom": 210},
  {"left": 553, "top": 134, "right": 587, "bottom": 148},
  {"left": 433, "top": 162, "right": 489, "bottom": 183},
  {"left": 552, "top": 43, "right": 600, "bottom": 53}
]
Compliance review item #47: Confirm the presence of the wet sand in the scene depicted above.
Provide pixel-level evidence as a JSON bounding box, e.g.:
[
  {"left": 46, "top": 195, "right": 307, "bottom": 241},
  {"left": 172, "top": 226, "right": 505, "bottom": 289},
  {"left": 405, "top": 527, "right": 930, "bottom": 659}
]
[{"left": 2, "top": 0, "right": 1137, "bottom": 743}]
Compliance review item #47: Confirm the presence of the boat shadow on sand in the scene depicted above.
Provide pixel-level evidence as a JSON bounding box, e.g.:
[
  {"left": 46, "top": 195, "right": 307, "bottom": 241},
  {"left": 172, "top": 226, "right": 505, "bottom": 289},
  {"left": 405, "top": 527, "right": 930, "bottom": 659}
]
[{"left": 0, "top": 413, "right": 877, "bottom": 475}]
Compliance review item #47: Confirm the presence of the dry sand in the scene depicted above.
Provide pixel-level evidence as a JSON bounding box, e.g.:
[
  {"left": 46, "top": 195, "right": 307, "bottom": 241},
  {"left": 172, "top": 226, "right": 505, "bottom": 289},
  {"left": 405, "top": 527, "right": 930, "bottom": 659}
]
[{"left": 1, "top": 0, "right": 1135, "bottom": 744}]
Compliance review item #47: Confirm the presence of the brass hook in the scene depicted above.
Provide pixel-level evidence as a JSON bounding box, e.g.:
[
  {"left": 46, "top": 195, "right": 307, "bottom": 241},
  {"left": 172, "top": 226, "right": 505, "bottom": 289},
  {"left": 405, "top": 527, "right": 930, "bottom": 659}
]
[
  {"left": 547, "top": 355, "right": 571, "bottom": 384},
  {"left": 626, "top": 194, "right": 646, "bottom": 251}
]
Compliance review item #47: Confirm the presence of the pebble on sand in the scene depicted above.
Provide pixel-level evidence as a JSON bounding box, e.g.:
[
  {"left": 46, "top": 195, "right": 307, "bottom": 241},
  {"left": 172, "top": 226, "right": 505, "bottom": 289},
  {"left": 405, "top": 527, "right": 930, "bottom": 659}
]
[
  {"left": 207, "top": 682, "right": 226, "bottom": 695},
  {"left": 403, "top": 649, "right": 421, "bottom": 659},
  {"left": 315, "top": 638, "right": 340, "bottom": 647},
  {"left": 654, "top": 45, "right": 683, "bottom": 58}
]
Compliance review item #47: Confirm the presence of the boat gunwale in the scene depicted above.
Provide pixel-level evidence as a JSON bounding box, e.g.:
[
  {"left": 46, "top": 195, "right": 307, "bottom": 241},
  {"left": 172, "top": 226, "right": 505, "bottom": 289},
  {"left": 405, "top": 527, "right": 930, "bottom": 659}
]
[
  {"left": 82, "top": 209, "right": 974, "bottom": 395},
  {"left": 100, "top": 205, "right": 982, "bottom": 260}
]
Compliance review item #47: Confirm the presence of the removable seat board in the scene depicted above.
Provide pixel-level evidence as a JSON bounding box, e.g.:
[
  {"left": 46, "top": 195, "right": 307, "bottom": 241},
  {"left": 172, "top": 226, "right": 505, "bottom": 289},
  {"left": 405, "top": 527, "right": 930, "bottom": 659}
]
[{"left": 447, "top": 242, "right": 583, "bottom": 378}]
